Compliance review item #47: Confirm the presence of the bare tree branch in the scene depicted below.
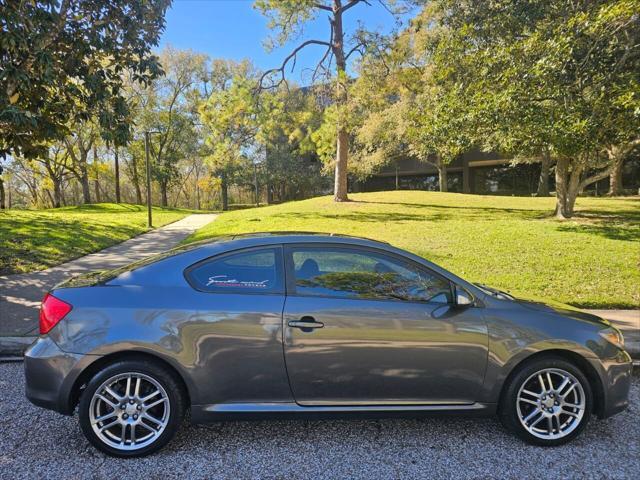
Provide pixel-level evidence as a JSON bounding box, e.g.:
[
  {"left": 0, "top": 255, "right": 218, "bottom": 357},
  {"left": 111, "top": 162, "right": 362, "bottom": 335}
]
[
  {"left": 313, "top": 2, "right": 333, "bottom": 11},
  {"left": 257, "top": 39, "right": 331, "bottom": 90},
  {"left": 341, "top": 0, "right": 366, "bottom": 14}
]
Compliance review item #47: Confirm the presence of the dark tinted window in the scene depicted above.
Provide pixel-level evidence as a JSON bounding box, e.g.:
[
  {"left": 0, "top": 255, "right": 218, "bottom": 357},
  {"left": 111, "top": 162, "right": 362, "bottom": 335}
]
[
  {"left": 187, "top": 247, "right": 283, "bottom": 293},
  {"left": 290, "top": 246, "right": 451, "bottom": 303}
]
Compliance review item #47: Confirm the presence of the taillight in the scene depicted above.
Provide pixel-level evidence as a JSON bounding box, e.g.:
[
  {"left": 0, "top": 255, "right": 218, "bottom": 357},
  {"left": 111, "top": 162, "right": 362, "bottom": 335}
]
[{"left": 39, "top": 293, "right": 72, "bottom": 334}]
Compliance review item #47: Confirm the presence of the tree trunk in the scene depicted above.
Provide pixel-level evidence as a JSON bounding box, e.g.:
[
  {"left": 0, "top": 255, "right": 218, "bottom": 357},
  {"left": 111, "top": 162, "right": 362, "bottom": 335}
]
[
  {"left": 608, "top": 161, "right": 623, "bottom": 196},
  {"left": 0, "top": 176, "right": 5, "bottom": 209},
  {"left": 554, "top": 157, "right": 569, "bottom": 219},
  {"left": 130, "top": 156, "right": 143, "bottom": 204},
  {"left": 221, "top": 174, "right": 229, "bottom": 211},
  {"left": 93, "top": 145, "right": 101, "bottom": 203},
  {"left": 437, "top": 159, "right": 448, "bottom": 192},
  {"left": 52, "top": 178, "right": 62, "bottom": 208},
  {"left": 79, "top": 164, "right": 91, "bottom": 204},
  {"left": 160, "top": 180, "right": 168, "bottom": 207},
  {"left": 554, "top": 157, "right": 585, "bottom": 219},
  {"left": 114, "top": 148, "right": 121, "bottom": 203},
  {"left": 536, "top": 151, "right": 551, "bottom": 197},
  {"left": 332, "top": 0, "right": 349, "bottom": 202},
  {"left": 607, "top": 145, "right": 625, "bottom": 196}
]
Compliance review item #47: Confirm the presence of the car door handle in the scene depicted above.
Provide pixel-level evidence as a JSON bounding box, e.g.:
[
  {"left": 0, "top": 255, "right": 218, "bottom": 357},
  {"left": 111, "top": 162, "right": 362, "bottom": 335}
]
[{"left": 288, "top": 318, "right": 324, "bottom": 329}]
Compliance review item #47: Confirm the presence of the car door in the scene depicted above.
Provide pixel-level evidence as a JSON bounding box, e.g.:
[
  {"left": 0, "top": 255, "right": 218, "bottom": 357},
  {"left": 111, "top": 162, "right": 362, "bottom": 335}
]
[
  {"left": 282, "top": 243, "right": 488, "bottom": 406},
  {"left": 183, "top": 245, "right": 293, "bottom": 405}
]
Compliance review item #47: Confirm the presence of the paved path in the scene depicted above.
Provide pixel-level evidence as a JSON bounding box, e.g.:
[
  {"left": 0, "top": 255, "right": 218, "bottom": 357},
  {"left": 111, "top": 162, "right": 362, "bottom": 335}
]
[{"left": 0, "top": 214, "right": 217, "bottom": 338}]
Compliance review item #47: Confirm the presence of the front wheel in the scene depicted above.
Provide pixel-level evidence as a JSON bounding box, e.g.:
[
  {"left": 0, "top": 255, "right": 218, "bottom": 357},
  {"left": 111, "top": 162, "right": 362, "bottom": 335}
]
[
  {"left": 500, "top": 356, "right": 592, "bottom": 446},
  {"left": 78, "top": 359, "right": 185, "bottom": 457}
]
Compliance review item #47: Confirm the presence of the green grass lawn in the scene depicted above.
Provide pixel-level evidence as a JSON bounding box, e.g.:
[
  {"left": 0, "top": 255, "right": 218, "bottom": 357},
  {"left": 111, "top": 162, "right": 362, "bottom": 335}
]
[
  {"left": 187, "top": 191, "right": 640, "bottom": 309},
  {"left": 0, "top": 203, "right": 201, "bottom": 275}
]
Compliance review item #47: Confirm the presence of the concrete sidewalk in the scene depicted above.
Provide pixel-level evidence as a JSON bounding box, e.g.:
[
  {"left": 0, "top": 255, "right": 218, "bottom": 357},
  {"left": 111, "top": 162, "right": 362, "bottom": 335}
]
[{"left": 0, "top": 214, "right": 216, "bottom": 350}]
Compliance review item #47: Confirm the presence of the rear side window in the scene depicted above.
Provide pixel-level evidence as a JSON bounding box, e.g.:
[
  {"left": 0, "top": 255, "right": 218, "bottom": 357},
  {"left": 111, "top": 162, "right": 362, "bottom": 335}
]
[{"left": 186, "top": 247, "right": 283, "bottom": 294}]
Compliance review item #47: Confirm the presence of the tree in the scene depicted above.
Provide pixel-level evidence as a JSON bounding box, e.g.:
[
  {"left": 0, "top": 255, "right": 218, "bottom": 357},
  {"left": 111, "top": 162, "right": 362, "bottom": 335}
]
[
  {"left": 347, "top": 16, "right": 472, "bottom": 192},
  {"left": 134, "top": 48, "right": 208, "bottom": 206},
  {"left": 427, "top": 0, "right": 640, "bottom": 217},
  {"left": 254, "top": 0, "right": 416, "bottom": 202},
  {"left": 0, "top": 163, "right": 5, "bottom": 209},
  {"left": 0, "top": 0, "right": 170, "bottom": 159},
  {"left": 200, "top": 69, "right": 266, "bottom": 210}
]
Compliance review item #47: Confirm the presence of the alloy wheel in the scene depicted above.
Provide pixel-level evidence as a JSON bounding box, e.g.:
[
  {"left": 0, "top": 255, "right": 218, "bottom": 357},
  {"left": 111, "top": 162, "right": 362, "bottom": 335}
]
[
  {"left": 89, "top": 372, "right": 170, "bottom": 451},
  {"left": 516, "top": 368, "right": 586, "bottom": 440}
]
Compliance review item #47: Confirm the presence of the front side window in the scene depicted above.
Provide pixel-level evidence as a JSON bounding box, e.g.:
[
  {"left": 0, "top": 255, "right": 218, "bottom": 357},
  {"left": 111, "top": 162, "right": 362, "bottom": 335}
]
[
  {"left": 186, "top": 247, "right": 283, "bottom": 293},
  {"left": 289, "top": 246, "right": 451, "bottom": 303}
]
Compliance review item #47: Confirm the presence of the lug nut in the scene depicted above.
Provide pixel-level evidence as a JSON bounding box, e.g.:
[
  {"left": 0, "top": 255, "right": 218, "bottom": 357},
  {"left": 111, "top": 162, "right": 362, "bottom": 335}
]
[
  {"left": 554, "top": 401, "right": 559, "bottom": 406},
  {"left": 136, "top": 405, "right": 142, "bottom": 411},
  {"left": 123, "top": 413, "right": 128, "bottom": 419},
  {"left": 121, "top": 404, "right": 126, "bottom": 409},
  {"left": 133, "top": 414, "right": 138, "bottom": 420},
  {"left": 129, "top": 399, "right": 135, "bottom": 404}
]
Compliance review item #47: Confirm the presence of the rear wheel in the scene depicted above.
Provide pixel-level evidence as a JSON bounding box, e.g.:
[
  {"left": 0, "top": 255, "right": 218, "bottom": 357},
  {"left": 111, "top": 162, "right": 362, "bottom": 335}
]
[
  {"left": 500, "top": 356, "right": 592, "bottom": 446},
  {"left": 78, "top": 359, "right": 185, "bottom": 457}
]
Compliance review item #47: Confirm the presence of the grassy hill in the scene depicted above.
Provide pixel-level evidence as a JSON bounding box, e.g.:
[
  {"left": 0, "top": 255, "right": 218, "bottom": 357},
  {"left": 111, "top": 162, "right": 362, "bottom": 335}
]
[
  {"left": 1, "top": 203, "right": 200, "bottom": 275},
  {"left": 188, "top": 191, "right": 639, "bottom": 309}
]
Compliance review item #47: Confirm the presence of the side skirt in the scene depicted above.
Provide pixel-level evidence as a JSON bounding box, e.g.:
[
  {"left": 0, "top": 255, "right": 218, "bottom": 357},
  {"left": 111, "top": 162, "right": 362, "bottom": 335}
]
[{"left": 190, "top": 402, "right": 497, "bottom": 423}]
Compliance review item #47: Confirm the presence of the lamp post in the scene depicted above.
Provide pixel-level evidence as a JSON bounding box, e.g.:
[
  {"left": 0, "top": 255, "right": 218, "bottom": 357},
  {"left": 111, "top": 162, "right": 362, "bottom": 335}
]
[{"left": 144, "top": 131, "right": 160, "bottom": 228}]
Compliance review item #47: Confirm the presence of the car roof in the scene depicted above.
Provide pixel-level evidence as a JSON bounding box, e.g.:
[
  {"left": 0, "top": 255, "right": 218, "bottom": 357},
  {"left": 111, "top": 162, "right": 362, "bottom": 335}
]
[{"left": 228, "top": 231, "right": 390, "bottom": 245}]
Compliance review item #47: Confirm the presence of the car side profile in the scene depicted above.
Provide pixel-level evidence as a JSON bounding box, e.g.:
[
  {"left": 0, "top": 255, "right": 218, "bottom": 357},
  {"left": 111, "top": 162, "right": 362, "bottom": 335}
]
[{"left": 24, "top": 233, "right": 632, "bottom": 457}]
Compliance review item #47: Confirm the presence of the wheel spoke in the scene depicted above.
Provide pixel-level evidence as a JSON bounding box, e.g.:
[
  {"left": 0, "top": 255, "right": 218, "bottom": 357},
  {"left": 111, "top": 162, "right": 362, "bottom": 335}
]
[
  {"left": 546, "top": 416, "right": 553, "bottom": 435},
  {"left": 121, "top": 424, "right": 127, "bottom": 444},
  {"left": 134, "top": 377, "right": 141, "bottom": 398},
  {"left": 562, "top": 383, "right": 577, "bottom": 398},
  {"left": 537, "top": 374, "right": 546, "bottom": 391},
  {"left": 99, "top": 419, "right": 120, "bottom": 432},
  {"left": 530, "top": 413, "right": 545, "bottom": 428},
  {"left": 519, "top": 397, "right": 538, "bottom": 406},
  {"left": 523, "top": 408, "right": 541, "bottom": 424},
  {"left": 522, "top": 389, "right": 541, "bottom": 399},
  {"left": 125, "top": 375, "right": 132, "bottom": 398},
  {"left": 146, "top": 397, "right": 168, "bottom": 409},
  {"left": 546, "top": 372, "right": 554, "bottom": 390},
  {"left": 561, "top": 408, "right": 580, "bottom": 418},
  {"left": 92, "top": 412, "right": 117, "bottom": 425},
  {"left": 130, "top": 425, "right": 137, "bottom": 445},
  {"left": 96, "top": 394, "right": 118, "bottom": 408},
  {"left": 142, "top": 389, "right": 161, "bottom": 404},
  {"left": 556, "top": 376, "right": 570, "bottom": 394},
  {"left": 143, "top": 413, "right": 163, "bottom": 427},
  {"left": 104, "top": 386, "right": 123, "bottom": 402}
]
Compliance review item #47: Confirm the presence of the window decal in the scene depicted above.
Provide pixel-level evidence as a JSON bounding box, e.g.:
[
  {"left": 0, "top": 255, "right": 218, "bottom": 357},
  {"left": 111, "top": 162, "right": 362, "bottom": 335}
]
[{"left": 205, "top": 275, "right": 270, "bottom": 288}]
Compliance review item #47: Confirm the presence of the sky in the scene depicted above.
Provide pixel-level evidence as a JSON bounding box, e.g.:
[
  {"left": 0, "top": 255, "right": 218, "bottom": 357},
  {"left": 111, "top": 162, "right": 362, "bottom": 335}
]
[{"left": 159, "top": 0, "right": 415, "bottom": 85}]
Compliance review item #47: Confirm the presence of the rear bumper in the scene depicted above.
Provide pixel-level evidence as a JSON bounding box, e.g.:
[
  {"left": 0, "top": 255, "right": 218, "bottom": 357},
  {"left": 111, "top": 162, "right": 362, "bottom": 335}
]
[
  {"left": 590, "top": 349, "right": 633, "bottom": 419},
  {"left": 24, "top": 337, "right": 88, "bottom": 415}
]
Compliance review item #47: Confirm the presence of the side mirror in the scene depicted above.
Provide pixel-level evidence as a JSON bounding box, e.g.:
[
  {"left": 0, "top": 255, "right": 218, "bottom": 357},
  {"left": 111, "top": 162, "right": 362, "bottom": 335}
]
[{"left": 455, "top": 286, "right": 474, "bottom": 306}]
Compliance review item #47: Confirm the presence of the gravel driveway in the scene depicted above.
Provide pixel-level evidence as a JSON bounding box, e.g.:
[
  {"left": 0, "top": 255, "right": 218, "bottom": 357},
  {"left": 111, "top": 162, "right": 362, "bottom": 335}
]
[{"left": 0, "top": 362, "right": 637, "bottom": 479}]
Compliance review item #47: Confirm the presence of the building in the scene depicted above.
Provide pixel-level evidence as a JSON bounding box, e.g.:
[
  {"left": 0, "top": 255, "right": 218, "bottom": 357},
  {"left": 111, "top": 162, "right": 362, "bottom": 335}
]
[{"left": 355, "top": 150, "right": 640, "bottom": 196}]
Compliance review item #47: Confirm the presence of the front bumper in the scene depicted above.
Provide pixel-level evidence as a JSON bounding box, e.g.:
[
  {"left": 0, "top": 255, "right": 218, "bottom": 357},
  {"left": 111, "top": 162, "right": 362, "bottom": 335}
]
[
  {"left": 24, "top": 337, "right": 88, "bottom": 415},
  {"left": 589, "top": 349, "right": 633, "bottom": 419}
]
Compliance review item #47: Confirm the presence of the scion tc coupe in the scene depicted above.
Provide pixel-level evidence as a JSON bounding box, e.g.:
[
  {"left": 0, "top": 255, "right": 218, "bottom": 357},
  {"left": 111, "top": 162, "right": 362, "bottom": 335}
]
[{"left": 24, "top": 233, "right": 631, "bottom": 457}]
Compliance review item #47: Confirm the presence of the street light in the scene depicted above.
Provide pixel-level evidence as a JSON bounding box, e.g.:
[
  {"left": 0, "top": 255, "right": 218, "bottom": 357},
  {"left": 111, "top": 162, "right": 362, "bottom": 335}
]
[{"left": 144, "top": 131, "right": 160, "bottom": 228}]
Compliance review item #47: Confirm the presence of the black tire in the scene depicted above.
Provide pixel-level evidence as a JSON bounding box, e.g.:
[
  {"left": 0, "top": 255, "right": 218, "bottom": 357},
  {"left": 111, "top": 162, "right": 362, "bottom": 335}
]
[
  {"left": 78, "top": 358, "right": 185, "bottom": 458},
  {"left": 499, "top": 356, "right": 592, "bottom": 446}
]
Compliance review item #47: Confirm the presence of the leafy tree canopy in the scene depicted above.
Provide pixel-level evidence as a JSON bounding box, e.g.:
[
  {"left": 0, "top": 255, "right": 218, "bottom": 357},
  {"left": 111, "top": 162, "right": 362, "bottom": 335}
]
[{"left": 0, "top": 0, "right": 170, "bottom": 159}]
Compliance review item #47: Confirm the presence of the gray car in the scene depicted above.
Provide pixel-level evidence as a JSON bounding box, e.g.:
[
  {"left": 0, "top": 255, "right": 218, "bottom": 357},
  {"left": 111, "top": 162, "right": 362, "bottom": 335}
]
[{"left": 24, "top": 233, "right": 632, "bottom": 457}]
